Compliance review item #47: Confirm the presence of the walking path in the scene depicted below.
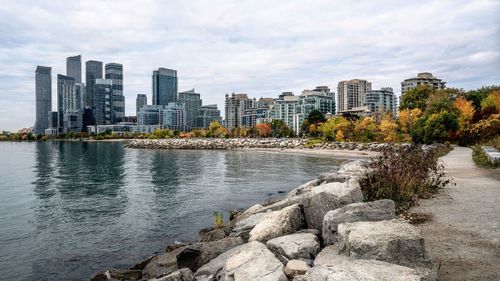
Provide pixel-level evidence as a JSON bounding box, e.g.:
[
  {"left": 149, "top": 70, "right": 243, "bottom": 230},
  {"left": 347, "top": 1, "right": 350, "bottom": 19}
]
[{"left": 412, "top": 146, "right": 500, "bottom": 280}]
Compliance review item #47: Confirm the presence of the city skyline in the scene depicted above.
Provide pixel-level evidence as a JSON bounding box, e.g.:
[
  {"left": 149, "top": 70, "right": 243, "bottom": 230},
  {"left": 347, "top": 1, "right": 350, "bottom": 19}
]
[{"left": 1, "top": 0, "right": 499, "bottom": 131}]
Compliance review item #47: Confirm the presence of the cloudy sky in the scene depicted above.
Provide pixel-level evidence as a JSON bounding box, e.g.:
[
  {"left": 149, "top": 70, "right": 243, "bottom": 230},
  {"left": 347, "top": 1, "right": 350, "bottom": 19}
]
[{"left": 0, "top": 0, "right": 499, "bottom": 131}]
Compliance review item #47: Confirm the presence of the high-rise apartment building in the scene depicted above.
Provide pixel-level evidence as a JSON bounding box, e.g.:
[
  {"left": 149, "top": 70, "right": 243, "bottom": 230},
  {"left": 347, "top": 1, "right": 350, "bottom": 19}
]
[
  {"left": 136, "top": 94, "right": 147, "bottom": 116},
  {"left": 85, "top": 60, "right": 103, "bottom": 107},
  {"left": 178, "top": 89, "right": 202, "bottom": 129},
  {"left": 105, "top": 63, "right": 125, "bottom": 123},
  {"left": 401, "top": 72, "right": 446, "bottom": 97},
  {"left": 312, "top": 85, "right": 334, "bottom": 98},
  {"left": 152, "top": 68, "right": 177, "bottom": 105},
  {"left": 337, "top": 79, "right": 372, "bottom": 114},
  {"left": 365, "top": 87, "right": 398, "bottom": 119},
  {"left": 196, "top": 105, "right": 222, "bottom": 128},
  {"left": 66, "top": 55, "right": 82, "bottom": 83},
  {"left": 34, "top": 66, "right": 52, "bottom": 134},
  {"left": 224, "top": 93, "right": 256, "bottom": 129},
  {"left": 94, "top": 79, "right": 113, "bottom": 125},
  {"left": 137, "top": 103, "right": 187, "bottom": 131},
  {"left": 269, "top": 93, "right": 300, "bottom": 130}
]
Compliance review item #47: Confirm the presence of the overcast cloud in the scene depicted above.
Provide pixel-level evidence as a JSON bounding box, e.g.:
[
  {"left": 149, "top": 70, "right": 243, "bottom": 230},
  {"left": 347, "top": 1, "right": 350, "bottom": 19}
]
[{"left": 0, "top": 0, "right": 499, "bottom": 131}]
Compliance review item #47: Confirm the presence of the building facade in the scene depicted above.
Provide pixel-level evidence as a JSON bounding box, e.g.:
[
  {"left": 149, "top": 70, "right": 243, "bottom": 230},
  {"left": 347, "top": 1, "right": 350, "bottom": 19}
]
[
  {"left": 178, "top": 89, "right": 202, "bottom": 129},
  {"left": 94, "top": 79, "right": 113, "bottom": 125},
  {"left": 196, "top": 104, "right": 222, "bottom": 128},
  {"left": 85, "top": 60, "right": 103, "bottom": 107},
  {"left": 224, "top": 93, "right": 256, "bottom": 129},
  {"left": 66, "top": 55, "right": 82, "bottom": 83},
  {"left": 269, "top": 93, "right": 300, "bottom": 129},
  {"left": 337, "top": 79, "right": 372, "bottom": 114},
  {"left": 136, "top": 94, "right": 147, "bottom": 116},
  {"left": 105, "top": 63, "right": 124, "bottom": 123},
  {"left": 57, "top": 74, "right": 77, "bottom": 131},
  {"left": 152, "top": 68, "right": 177, "bottom": 105},
  {"left": 401, "top": 72, "right": 446, "bottom": 97},
  {"left": 137, "top": 103, "right": 187, "bottom": 130},
  {"left": 365, "top": 87, "right": 398, "bottom": 119},
  {"left": 34, "top": 66, "right": 52, "bottom": 134}
]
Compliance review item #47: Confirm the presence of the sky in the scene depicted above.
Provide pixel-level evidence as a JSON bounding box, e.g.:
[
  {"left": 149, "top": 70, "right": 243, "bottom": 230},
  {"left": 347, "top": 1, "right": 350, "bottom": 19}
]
[{"left": 0, "top": 0, "right": 499, "bottom": 131}]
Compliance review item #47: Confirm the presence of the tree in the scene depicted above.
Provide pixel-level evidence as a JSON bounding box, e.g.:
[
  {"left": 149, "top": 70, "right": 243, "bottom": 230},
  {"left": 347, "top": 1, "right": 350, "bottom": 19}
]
[
  {"left": 301, "top": 110, "right": 326, "bottom": 134},
  {"left": 379, "top": 115, "right": 399, "bottom": 142},
  {"left": 353, "top": 117, "right": 378, "bottom": 142},
  {"left": 255, "top": 123, "right": 272, "bottom": 137},
  {"left": 454, "top": 96, "right": 475, "bottom": 129},
  {"left": 208, "top": 121, "right": 223, "bottom": 137},
  {"left": 461, "top": 85, "right": 500, "bottom": 110},
  {"left": 411, "top": 111, "right": 459, "bottom": 144},
  {"left": 399, "top": 85, "right": 434, "bottom": 111},
  {"left": 270, "top": 119, "right": 294, "bottom": 138},
  {"left": 398, "top": 108, "right": 422, "bottom": 134},
  {"left": 318, "top": 116, "right": 351, "bottom": 141}
]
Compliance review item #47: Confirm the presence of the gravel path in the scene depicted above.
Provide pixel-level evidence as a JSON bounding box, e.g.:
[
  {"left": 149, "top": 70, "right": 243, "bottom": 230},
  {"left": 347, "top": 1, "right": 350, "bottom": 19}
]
[{"left": 411, "top": 146, "right": 500, "bottom": 281}]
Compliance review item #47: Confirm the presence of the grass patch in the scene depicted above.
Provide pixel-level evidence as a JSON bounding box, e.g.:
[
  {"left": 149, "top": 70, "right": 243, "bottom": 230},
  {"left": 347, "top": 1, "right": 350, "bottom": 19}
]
[
  {"left": 359, "top": 145, "right": 453, "bottom": 213},
  {"left": 472, "top": 145, "right": 499, "bottom": 168},
  {"left": 304, "top": 138, "right": 324, "bottom": 148}
]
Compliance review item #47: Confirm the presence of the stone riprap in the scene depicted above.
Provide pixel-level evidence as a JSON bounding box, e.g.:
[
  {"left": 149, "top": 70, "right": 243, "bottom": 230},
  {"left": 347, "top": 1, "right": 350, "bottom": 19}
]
[
  {"left": 92, "top": 145, "right": 445, "bottom": 281},
  {"left": 126, "top": 138, "right": 406, "bottom": 151}
]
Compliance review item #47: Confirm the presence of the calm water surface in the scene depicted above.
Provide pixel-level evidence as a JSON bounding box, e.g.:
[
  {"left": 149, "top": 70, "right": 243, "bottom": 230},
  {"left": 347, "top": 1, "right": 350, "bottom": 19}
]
[{"left": 0, "top": 141, "right": 350, "bottom": 281}]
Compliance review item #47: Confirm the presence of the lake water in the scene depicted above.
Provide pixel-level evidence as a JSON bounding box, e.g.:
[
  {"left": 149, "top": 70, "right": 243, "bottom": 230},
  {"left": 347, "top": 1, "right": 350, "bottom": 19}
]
[{"left": 0, "top": 141, "right": 349, "bottom": 280}]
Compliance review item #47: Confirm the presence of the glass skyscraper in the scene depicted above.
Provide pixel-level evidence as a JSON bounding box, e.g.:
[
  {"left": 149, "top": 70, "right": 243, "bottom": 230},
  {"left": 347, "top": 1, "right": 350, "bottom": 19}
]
[
  {"left": 85, "top": 60, "right": 103, "bottom": 107},
  {"left": 34, "top": 66, "right": 52, "bottom": 134},
  {"left": 136, "top": 94, "right": 147, "bottom": 116},
  {"left": 152, "top": 68, "right": 177, "bottom": 106},
  {"left": 178, "top": 89, "right": 202, "bottom": 129},
  {"left": 66, "top": 55, "right": 82, "bottom": 83},
  {"left": 94, "top": 79, "right": 113, "bottom": 125},
  {"left": 105, "top": 63, "right": 125, "bottom": 123}
]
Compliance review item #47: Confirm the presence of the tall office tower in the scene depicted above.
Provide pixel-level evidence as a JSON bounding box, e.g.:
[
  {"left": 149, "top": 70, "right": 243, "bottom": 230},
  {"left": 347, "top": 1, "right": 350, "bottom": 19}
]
[
  {"left": 34, "top": 66, "right": 52, "bottom": 134},
  {"left": 105, "top": 63, "right": 124, "bottom": 123},
  {"left": 136, "top": 94, "right": 147, "bottom": 116},
  {"left": 178, "top": 89, "right": 202, "bottom": 129},
  {"left": 337, "top": 79, "right": 372, "bottom": 114},
  {"left": 152, "top": 68, "right": 177, "bottom": 105},
  {"left": 85, "top": 60, "right": 103, "bottom": 107},
  {"left": 94, "top": 79, "right": 113, "bottom": 125},
  {"left": 401, "top": 72, "right": 446, "bottom": 97},
  {"left": 196, "top": 104, "right": 222, "bottom": 128},
  {"left": 66, "top": 55, "right": 82, "bottom": 83},
  {"left": 57, "top": 74, "right": 83, "bottom": 132},
  {"left": 224, "top": 93, "right": 255, "bottom": 129},
  {"left": 364, "top": 87, "right": 398, "bottom": 119}
]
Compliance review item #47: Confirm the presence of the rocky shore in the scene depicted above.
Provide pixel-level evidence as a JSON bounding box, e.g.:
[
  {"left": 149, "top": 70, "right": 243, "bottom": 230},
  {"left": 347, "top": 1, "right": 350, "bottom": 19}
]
[
  {"left": 126, "top": 138, "right": 411, "bottom": 151},
  {"left": 92, "top": 152, "right": 440, "bottom": 281}
]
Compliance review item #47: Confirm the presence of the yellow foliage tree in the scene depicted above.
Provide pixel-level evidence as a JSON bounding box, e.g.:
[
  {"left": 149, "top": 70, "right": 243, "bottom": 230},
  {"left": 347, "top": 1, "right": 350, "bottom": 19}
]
[
  {"left": 398, "top": 108, "right": 422, "bottom": 134},
  {"left": 379, "top": 115, "right": 399, "bottom": 142},
  {"left": 454, "top": 96, "right": 475, "bottom": 128}
]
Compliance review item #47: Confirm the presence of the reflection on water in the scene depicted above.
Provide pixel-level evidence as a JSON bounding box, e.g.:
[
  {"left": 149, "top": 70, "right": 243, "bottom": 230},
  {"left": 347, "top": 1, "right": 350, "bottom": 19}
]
[{"left": 0, "top": 142, "right": 347, "bottom": 281}]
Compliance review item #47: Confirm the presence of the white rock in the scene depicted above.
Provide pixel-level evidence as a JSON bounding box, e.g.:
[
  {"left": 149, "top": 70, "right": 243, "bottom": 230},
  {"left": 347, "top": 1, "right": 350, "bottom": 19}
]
[
  {"left": 248, "top": 204, "right": 304, "bottom": 242},
  {"left": 284, "top": 260, "right": 310, "bottom": 278},
  {"left": 266, "top": 233, "right": 320, "bottom": 260}
]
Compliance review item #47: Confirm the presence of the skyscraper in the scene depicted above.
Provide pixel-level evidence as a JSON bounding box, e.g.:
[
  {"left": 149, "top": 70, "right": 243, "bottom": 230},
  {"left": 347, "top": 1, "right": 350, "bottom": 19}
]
[
  {"left": 85, "top": 60, "right": 103, "bottom": 107},
  {"left": 197, "top": 104, "right": 222, "bottom": 128},
  {"left": 94, "top": 79, "right": 113, "bottom": 125},
  {"left": 105, "top": 63, "right": 124, "bottom": 123},
  {"left": 34, "top": 66, "right": 52, "bottom": 134},
  {"left": 57, "top": 74, "right": 81, "bottom": 132},
  {"left": 152, "top": 68, "right": 177, "bottom": 105},
  {"left": 136, "top": 94, "right": 147, "bottom": 116},
  {"left": 178, "top": 89, "right": 202, "bottom": 129},
  {"left": 66, "top": 55, "right": 82, "bottom": 83},
  {"left": 337, "top": 79, "right": 372, "bottom": 114}
]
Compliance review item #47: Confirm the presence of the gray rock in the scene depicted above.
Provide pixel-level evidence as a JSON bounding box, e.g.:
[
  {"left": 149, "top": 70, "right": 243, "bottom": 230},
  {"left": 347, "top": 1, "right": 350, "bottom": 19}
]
[
  {"left": 230, "top": 212, "right": 267, "bottom": 241},
  {"left": 90, "top": 269, "right": 142, "bottom": 281},
  {"left": 337, "top": 219, "right": 436, "bottom": 278},
  {"left": 322, "top": 199, "right": 396, "bottom": 245},
  {"left": 215, "top": 241, "right": 288, "bottom": 281},
  {"left": 194, "top": 242, "right": 259, "bottom": 277},
  {"left": 303, "top": 179, "right": 364, "bottom": 230},
  {"left": 236, "top": 204, "right": 263, "bottom": 221},
  {"left": 248, "top": 204, "right": 304, "bottom": 242},
  {"left": 266, "top": 233, "right": 320, "bottom": 260},
  {"left": 143, "top": 237, "right": 244, "bottom": 279},
  {"left": 284, "top": 260, "right": 310, "bottom": 278},
  {"left": 148, "top": 268, "right": 194, "bottom": 281}
]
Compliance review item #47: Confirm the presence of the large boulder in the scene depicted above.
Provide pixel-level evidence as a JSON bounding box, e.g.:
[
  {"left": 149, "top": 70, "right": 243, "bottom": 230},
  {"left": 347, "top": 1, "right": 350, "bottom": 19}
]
[
  {"left": 322, "top": 199, "right": 396, "bottom": 245},
  {"left": 303, "top": 179, "right": 363, "bottom": 230},
  {"left": 336, "top": 160, "right": 367, "bottom": 179},
  {"left": 302, "top": 245, "right": 422, "bottom": 281},
  {"left": 148, "top": 268, "right": 194, "bottom": 281},
  {"left": 142, "top": 237, "right": 244, "bottom": 279},
  {"left": 230, "top": 212, "right": 267, "bottom": 241},
  {"left": 90, "top": 269, "right": 142, "bottom": 281},
  {"left": 248, "top": 204, "right": 304, "bottom": 242},
  {"left": 336, "top": 219, "right": 436, "bottom": 279},
  {"left": 266, "top": 233, "right": 320, "bottom": 260},
  {"left": 215, "top": 241, "right": 288, "bottom": 281}
]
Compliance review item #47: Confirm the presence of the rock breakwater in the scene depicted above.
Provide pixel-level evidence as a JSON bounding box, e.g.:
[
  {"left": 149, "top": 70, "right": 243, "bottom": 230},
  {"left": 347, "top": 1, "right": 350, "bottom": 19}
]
[{"left": 92, "top": 155, "right": 440, "bottom": 281}]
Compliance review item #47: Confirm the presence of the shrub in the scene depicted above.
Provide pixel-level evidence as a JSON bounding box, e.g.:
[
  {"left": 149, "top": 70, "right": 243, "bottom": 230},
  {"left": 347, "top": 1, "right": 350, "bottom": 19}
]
[
  {"left": 359, "top": 145, "right": 453, "bottom": 212},
  {"left": 472, "top": 145, "right": 499, "bottom": 168},
  {"left": 213, "top": 211, "right": 224, "bottom": 228}
]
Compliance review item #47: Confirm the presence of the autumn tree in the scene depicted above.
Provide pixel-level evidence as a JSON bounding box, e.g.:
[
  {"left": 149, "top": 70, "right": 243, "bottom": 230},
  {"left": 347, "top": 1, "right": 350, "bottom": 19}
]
[
  {"left": 255, "top": 123, "right": 272, "bottom": 137},
  {"left": 398, "top": 108, "right": 422, "bottom": 134},
  {"left": 379, "top": 114, "right": 399, "bottom": 142},
  {"left": 399, "top": 85, "right": 434, "bottom": 111},
  {"left": 353, "top": 117, "right": 378, "bottom": 142},
  {"left": 454, "top": 96, "right": 475, "bottom": 129},
  {"left": 318, "top": 116, "right": 351, "bottom": 141}
]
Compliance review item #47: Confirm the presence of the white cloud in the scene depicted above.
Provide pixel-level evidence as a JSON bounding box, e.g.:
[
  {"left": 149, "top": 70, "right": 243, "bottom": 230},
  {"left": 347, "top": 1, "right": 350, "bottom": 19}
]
[{"left": 0, "top": 0, "right": 499, "bottom": 131}]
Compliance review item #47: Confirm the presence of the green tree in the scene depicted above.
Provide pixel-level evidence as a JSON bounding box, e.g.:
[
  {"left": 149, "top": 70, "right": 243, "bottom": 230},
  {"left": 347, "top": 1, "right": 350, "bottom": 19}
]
[
  {"left": 301, "top": 110, "right": 326, "bottom": 135},
  {"left": 399, "top": 85, "right": 434, "bottom": 111},
  {"left": 270, "top": 119, "right": 294, "bottom": 138},
  {"left": 412, "top": 111, "right": 459, "bottom": 144}
]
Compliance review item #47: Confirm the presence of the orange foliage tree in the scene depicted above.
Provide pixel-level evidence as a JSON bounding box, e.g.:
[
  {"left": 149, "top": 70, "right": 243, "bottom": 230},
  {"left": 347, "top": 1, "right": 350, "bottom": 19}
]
[{"left": 255, "top": 123, "right": 272, "bottom": 137}]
